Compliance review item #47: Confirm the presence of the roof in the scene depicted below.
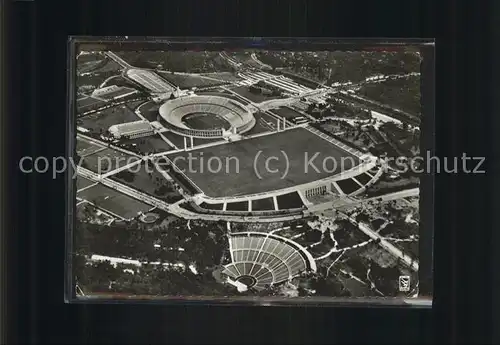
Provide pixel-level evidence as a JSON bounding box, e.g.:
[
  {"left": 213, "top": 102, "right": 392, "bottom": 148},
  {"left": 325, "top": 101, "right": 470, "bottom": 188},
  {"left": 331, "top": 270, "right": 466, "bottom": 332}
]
[
  {"left": 108, "top": 120, "right": 153, "bottom": 137},
  {"left": 92, "top": 85, "right": 119, "bottom": 96}
]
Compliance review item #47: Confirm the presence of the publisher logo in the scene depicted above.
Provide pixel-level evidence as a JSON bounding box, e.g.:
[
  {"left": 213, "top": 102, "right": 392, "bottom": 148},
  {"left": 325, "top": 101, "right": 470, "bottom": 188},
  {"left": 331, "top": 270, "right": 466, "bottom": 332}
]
[{"left": 399, "top": 276, "right": 410, "bottom": 292}]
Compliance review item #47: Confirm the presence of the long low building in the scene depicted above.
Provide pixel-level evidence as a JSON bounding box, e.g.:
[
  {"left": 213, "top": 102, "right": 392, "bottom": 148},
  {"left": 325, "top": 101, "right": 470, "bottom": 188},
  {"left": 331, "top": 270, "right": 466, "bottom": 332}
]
[
  {"left": 91, "top": 85, "right": 138, "bottom": 101},
  {"left": 108, "top": 120, "right": 154, "bottom": 139}
]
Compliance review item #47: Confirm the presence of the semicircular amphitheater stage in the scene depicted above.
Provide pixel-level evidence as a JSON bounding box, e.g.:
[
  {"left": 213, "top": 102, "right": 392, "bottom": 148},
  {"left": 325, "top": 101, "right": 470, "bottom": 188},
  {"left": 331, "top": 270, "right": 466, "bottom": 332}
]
[
  {"left": 158, "top": 95, "right": 256, "bottom": 138},
  {"left": 222, "top": 232, "right": 317, "bottom": 291}
]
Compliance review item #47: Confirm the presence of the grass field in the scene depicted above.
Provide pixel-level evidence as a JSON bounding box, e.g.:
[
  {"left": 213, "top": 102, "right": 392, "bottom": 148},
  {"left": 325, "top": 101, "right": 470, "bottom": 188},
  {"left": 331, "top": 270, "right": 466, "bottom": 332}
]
[
  {"left": 120, "top": 135, "right": 174, "bottom": 155},
  {"left": 136, "top": 101, "right": 160, "bottom": 121},
  {"left": 77, "top": 104, "right": 140, "bottom": 134},
  {"left": 77, "top": 96, "right": 106, "bottom": 109},
  {"left": 156, "top": 72, "right": 225, "bottom": 89},
  {"left": 77, "top": 183, "right": 153, "bottom": 219},
  {"left": 229, "top": 86, "right": 282, "bottom": 103},
  {"left": 276, "top": 192, "right": 304, "bottom": 209},
  {"left": 183, "top": 113, "right": 230, "bottom": 130},
  {"left": 82, "top": 148, "right": 138, "bottom": 174},
  {"left": 196, "top": 91, "right": 251, "bottom": 105},
  {"left": 193, "top": 137, "right": 226, "bottom": 147},
  {"left": 77, "top": 74, "right": 112, "bottom": 89},
  {"left": 76, "top": 138, "right": 103, "bottom": 157},
  {"left": 354, "top": 172, "right": 373, "bottom": 185},
  {"left": 111, "top": 162, "right": 183, "bottom": 203},
  {"left": 167, "top": 127, "right": 360, "bottom": 198},
  {"left": 161, "top": 131, "right": 222, "bottom": 149},
  {"left": 226, "top": 201, "right": 248, "bottom": 212},
  {"left": 244, "top": 112, "right": 277, "bottom": 136},
  {"left": 336, "top": 178, "right": 361, "bottom": 194},
  {"left": 76, "top": 176, "right": 96, "bottom": 191},
  {"left": 161, "top": 132, "right": 187, "bottom": 149},
  {"left": 251, "top": 197, "right": 275, "bottom": 211},
  {"left": 270, "top": 106, "right": 304, "bottom": 119},
  {"left": 94, "top": 60, "right": 122, "bottom": 73},
  {"left": 200, "top": 72, "right": 242, "bottom": 82}
]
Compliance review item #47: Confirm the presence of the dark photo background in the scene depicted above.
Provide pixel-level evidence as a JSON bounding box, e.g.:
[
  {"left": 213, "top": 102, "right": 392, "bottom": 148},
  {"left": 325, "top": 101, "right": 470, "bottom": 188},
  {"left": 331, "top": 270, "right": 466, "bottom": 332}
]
[{"left": 2, "top": 0, "right": 496, "bottom": 344}]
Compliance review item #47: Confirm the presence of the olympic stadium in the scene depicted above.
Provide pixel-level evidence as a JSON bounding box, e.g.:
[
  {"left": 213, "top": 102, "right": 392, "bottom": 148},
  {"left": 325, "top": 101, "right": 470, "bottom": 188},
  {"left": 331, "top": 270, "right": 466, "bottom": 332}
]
[
  {"left": 158, "top": 95, "right": 255, "bottom": 138},
  {"left": 222, "top": 232, "right": 317, "bottom": 291}
]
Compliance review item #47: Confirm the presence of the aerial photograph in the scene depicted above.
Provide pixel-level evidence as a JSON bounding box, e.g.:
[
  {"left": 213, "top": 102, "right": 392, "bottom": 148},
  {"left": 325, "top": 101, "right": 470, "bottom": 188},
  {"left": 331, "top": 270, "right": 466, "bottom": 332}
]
[{"left": 72, "top": 43, "right": 426, "bottom": 300}]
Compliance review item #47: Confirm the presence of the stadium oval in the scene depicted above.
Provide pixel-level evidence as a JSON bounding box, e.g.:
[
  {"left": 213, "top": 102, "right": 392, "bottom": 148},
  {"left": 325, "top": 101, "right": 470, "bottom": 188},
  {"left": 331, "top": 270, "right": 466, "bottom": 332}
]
[{"left": 158, "top": 95, "right": 256, "bottom": 138}]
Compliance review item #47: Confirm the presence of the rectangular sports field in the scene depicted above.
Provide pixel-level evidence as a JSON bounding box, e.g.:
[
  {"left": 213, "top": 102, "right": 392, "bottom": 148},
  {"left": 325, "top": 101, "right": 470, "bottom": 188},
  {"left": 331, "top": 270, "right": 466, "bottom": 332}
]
[
  {"left": 76, "top": 138, "right": 104, "bottom": 157},
  {"left": 229, "top": 86, "right": 281, "bottom": 103},
  {"left": 77, "top": 183, "right": 153, "bottom": 219},
  {"left": 270, "top": 106, "right": 304, "bottom": 119},
  {"left": 196, "top": 91, "right": 251, "bottom": 105},
  {"left": 77, "top": 96, "right": 105, "bottom": 109},
  {"left": 76, "top": 176, "right": 96, "bottom": 191},
  {"left": 77, "top": 104, "right": 140, "bottom": 134},
  {"left": 167, "top": 127, "right": 361, "bottom": 198},
  {"left": 244, "top": 112, "right": 278, "bottom": 136},
  {"left": 82, "top": 148, "right": 139, "bottom": 174}
]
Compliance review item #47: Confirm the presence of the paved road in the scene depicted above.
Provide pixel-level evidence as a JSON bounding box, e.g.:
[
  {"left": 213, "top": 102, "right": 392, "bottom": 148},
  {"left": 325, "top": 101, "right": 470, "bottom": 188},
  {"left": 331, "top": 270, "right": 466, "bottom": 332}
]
[
  {"left": 77, "top": 166, "right": 304, "bottom": 223},
  {"left": 77, "top": 133, "right": 142, "bottom": 158},
  {"left": 250, "top": 53, "right": 271, "bottom": 69},
  {"left": 308, "top": 187, "right": 419, "bottom": 214},
  {"left": 359, "top": 187, "right": 419, "bottom": 204},
  {"left": 105, "top": 51, "right": 132, "bottom": 69}
]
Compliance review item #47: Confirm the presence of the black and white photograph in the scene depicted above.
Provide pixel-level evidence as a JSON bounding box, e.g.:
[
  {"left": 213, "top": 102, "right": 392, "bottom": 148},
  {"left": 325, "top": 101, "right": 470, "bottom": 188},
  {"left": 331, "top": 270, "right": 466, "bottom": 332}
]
[{"left": 69, "top": 39, "right": 433, "bottom": 301}]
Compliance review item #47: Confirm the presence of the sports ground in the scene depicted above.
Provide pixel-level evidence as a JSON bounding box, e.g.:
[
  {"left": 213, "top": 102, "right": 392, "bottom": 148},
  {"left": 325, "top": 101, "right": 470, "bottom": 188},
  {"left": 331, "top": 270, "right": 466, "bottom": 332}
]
[
  {"left": 167, "top": 127, "right": 361, "bottom": 198},
  {"left": 77, "top": 183, "right": 152, "bottom": 219}
]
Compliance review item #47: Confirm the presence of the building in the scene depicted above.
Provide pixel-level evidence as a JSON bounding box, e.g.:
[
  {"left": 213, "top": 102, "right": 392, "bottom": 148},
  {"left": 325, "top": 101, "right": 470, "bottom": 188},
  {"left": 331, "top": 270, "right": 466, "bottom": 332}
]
[
  {"left": 108, "top": 120, "right": 154, "bottom": 139},
  {"left": 91, "top": 85, "right": 138, "bottom": 101}
]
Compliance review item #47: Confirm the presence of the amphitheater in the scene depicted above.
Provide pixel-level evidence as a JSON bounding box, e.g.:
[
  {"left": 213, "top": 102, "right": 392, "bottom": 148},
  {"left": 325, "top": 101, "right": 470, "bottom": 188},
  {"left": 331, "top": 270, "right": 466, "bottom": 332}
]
[
  {"left": 222, "top": 232, "right": 316, "bottom": 291},
  {"left": 158, "top": 95, "right": 255, "bottom": 138}
]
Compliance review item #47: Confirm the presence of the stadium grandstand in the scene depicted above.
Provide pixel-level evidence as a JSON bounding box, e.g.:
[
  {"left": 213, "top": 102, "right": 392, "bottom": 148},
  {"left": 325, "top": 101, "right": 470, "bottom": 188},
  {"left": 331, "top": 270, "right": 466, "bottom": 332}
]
[
  {"left": 125, "top": 69, "right": 175, "bottom": 94},
  {"left": 159, "top": 95, "right": 255, "bottom": 138},
  {"left": 222, "top": 232, "right": 316, "bottom": 291},
  {"left": 108, "top": 120, "right": 154, "bottom": 139}
]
